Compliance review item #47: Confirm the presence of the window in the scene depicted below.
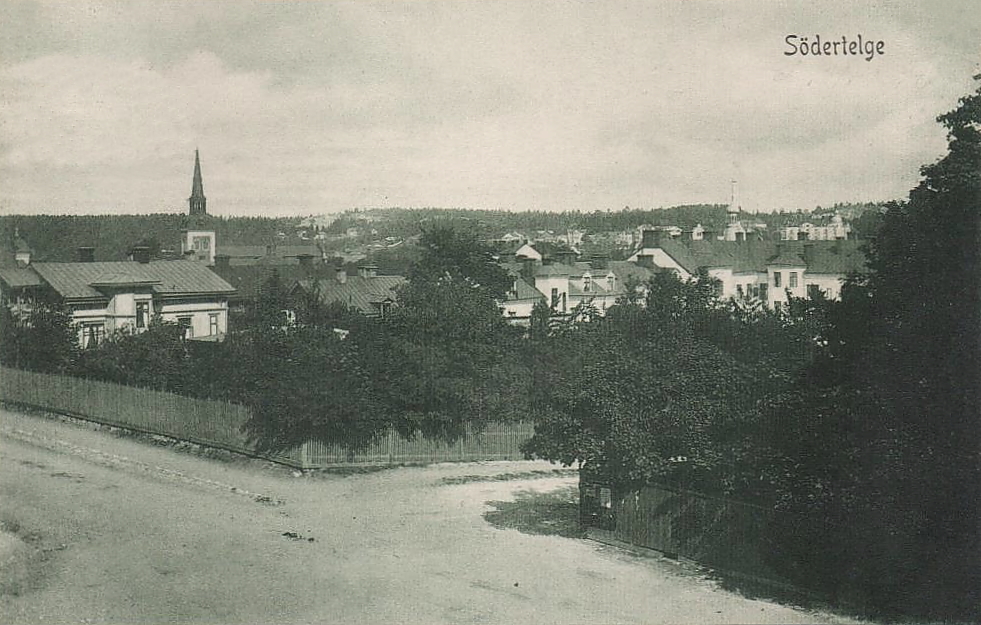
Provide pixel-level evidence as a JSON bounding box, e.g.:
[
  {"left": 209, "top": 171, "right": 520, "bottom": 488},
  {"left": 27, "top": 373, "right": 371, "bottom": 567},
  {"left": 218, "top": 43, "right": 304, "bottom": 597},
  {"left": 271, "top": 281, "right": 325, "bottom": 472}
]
[
  {"left": 209, "top": 313, "right": 219, "bottom": 336},
  {"left": 807, "top": 284, "right": 822, "bottom": 299},
  {"left": 551, "top": 287, "right": 559, "bottom": 308},
  {"left": 736, "top": 284, "right": 744, "bottom": 298},
  {"left": 773, "top": 271, "right": 782, "bottom": 288},
  {"left": 583, "top": 274, "right": 592, "bottom": 292},
  {"left": 789, "top": 272, "right": 798, "bottom": 288},
  {"left": 80, "top": 323, "right": 105, "bottom": 349},
  {"left": 178, "top": 316, "right": 193, "bottom": 339},
  {"left": 136, "top": 301, "right": 150, "bottom": 329},
  {"left": 192, "top": 236, "right": 211, "bottom": 251}
]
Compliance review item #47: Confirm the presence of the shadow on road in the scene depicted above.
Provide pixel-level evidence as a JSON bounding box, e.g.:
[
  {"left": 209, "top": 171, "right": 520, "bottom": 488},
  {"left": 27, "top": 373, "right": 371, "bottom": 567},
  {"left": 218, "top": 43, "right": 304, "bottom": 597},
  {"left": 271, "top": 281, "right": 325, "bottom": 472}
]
[{"left": 482, "top": 485, "right": 585, "bottom": 538}]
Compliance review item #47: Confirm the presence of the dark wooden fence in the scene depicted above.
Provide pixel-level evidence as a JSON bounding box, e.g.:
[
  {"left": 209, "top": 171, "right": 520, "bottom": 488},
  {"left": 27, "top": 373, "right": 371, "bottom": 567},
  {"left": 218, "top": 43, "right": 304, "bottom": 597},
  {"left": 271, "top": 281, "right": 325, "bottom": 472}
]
[
  {"left": 0, "top": 366, "right": 533, "bottom": 469},
  {"left": 581, "top": 481, "right": 793, "bottom": 587}
]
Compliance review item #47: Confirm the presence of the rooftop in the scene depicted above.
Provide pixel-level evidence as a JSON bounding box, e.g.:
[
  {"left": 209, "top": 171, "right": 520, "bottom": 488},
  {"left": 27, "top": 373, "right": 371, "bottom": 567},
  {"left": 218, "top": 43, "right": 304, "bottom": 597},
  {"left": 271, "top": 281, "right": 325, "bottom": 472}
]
[{"left": 31, "top": 260, "right": 235, "bottom": 300}]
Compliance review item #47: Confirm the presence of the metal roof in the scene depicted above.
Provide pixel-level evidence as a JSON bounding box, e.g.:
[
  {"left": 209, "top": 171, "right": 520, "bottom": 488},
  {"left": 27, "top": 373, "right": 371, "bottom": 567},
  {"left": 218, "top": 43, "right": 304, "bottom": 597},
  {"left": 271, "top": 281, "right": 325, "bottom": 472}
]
[
  {"left": 297, "top": 276, "right": 406, "bottom": 316},
  {"left": 32, "top": 260, "right": 236, "bottom": 300},
  {"left": 0, "top": 263, "right": 44, "bottom": 288}
]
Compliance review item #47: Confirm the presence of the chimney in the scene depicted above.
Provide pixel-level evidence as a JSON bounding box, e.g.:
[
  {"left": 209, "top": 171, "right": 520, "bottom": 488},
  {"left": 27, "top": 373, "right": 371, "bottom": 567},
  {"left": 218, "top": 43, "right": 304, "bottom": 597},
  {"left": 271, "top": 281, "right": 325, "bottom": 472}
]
[
  {"left": 131, "top": 246, "right": 151, "bottom": 264},
  {"left": 335, "top": 268, "right": 347, "bottom": 284},
  {"left": 556, "top": 250, "right": 577, "bottom": 266},
  {"left": 640, "top": 229, "right": 656, "bottom": 248},
  {"left": 521, "top": 258, "right": 538, "bottom": 280},
  {"left": 77, "top": 246, "right": 95, "bottom": 263},
  {"left": 803, "top": 243, "right": 816, "bottom": 265}
]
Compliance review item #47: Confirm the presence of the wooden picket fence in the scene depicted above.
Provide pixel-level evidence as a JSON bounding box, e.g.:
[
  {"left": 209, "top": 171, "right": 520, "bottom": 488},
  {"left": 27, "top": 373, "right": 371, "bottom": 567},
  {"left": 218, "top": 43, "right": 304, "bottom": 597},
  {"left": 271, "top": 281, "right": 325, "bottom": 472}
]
[
  {"left": 0, "top": 366, "right": 533, "bottom": 469},
  {"left": 581, "top": 481, "right": 794, "bottom": 588}
]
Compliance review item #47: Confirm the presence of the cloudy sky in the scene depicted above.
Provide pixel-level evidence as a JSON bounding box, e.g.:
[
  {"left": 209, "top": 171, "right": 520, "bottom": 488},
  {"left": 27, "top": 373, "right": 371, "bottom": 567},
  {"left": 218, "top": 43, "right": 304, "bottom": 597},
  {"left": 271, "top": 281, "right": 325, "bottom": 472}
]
[{"left": 1, "top": 1, "right": 978, "bottom": 216}]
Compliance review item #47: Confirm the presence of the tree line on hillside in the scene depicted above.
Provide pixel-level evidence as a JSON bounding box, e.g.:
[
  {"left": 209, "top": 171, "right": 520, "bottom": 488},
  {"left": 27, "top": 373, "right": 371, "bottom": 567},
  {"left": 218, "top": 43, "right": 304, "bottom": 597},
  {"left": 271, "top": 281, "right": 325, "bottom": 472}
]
[
  {"left": 3, "top": 201, "right": 886, "bottom": 265},
  {"left": 0, "top": 215, "right": 302, "bottom": 262},
  {"left": 325, "top": 202, "right": 887, "bottom": 241}
]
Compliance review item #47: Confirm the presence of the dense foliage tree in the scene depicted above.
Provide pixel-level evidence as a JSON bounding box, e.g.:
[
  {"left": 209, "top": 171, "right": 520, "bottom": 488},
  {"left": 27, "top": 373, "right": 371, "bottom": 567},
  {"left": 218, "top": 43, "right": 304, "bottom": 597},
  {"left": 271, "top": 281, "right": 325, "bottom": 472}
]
[
  {"left": 75, "top": 318, "right": 188, "bottom": 391},
  {"left": 236, "top": 323, "right": 388, "bottom": 454},
  {"left": 0, "top": 298, "right": 78, "bottom": 373},
  {"left": 754, "top": 78, "right": 981, "bottom": 619},
  {"left": 383, "top": 223, "right": 528, "bottom": 440},
  {"left": 522, "top": 272, "right": 821, "bottom": 493}
]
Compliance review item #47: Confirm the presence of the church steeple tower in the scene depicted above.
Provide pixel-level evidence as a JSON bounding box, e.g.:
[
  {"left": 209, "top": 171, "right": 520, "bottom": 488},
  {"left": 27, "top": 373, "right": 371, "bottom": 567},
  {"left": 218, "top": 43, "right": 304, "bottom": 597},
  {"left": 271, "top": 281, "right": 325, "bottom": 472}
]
[
  {"left": 189, "top": 149, "right": 207, "bottom": 216},
  {"left": 181, "top": 150, "right": 216, "bottom": 265}
]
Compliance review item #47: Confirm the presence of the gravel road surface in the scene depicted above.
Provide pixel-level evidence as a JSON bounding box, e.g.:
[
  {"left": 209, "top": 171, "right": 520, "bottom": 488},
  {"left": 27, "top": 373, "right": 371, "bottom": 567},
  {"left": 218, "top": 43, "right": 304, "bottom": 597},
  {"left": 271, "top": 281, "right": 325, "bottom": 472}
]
[{"left": 0, "top": 408, "right": 860, "bottom": 624}]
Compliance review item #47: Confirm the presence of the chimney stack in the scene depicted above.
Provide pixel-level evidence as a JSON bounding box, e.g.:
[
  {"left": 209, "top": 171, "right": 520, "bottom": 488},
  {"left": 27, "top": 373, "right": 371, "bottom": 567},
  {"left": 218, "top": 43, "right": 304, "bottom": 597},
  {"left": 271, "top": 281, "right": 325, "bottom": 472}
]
[
  {"left": 77, "top": 246, "right": 95, "bottom": 263},
  {"left": 335, "top": 268, "right": 347, "bottom": 284},
  {"left": 803, "top": 243, "right": 816, "bottom": 264},
  {"left": 520, "top": 258, "right": 538, "bottom": 280},
  {"left": 640, "top": 229, "right": 656, "bottom": 248},
  {"left": 130, "top": 246, "right": 151, "bottom": 264}
]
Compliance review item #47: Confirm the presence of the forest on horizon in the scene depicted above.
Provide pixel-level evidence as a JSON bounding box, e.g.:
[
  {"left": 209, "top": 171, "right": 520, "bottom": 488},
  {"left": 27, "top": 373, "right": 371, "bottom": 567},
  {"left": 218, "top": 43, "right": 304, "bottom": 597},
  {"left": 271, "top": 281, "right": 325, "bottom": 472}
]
[{"left": 1, "top": 201, "right": 885, "bottom": 263}]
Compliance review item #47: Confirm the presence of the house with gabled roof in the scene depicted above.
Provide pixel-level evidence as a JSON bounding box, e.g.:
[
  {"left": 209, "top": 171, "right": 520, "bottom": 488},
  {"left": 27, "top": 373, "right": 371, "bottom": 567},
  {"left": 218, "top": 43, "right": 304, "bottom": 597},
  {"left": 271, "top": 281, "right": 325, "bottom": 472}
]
[
  {"left": 291, "top": 265, "right": 406, "bottom": 318},
  {"left": 628, "top": 228, "right": 867, "bottom": 309},
  {"left": 500, "top": 252, "right": 658, "bottom": 324},
  {"left": 29, "top": 259, "right": 235, "bottom": 347}
]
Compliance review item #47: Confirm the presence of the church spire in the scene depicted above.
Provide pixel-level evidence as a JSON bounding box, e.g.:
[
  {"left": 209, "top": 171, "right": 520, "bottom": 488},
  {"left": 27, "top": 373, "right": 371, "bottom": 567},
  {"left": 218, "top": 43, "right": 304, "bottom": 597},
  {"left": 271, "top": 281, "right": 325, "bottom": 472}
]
[{"left": 189, "top": 149, "right": 207, "bottom": 216}]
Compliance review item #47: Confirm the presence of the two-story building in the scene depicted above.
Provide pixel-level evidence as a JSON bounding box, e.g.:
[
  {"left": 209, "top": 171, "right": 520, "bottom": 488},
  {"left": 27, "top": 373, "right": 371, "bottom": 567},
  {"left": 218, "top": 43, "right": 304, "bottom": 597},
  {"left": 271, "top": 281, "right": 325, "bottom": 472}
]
[
  {"left": 500, "top": 252, "right": 657, "bottom": 324},
  {"left": 628, "top": 229, "right": 866, "bottom": 309}
]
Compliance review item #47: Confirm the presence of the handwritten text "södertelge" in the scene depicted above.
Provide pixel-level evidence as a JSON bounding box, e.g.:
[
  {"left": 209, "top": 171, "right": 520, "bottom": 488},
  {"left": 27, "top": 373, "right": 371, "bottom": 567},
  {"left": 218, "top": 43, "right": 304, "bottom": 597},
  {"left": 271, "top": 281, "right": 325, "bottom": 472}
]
[{"left": 784, "top": 35, "right": 885, "bottom": 61}]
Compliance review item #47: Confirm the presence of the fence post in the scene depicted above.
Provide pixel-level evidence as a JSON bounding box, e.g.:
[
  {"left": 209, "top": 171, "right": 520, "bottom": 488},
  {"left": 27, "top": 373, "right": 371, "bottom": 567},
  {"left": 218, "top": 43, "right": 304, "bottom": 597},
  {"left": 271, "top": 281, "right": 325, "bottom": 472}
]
[
  {"left": 387, "top": 427, "right": 395, "bottom": 465},
  {"left": 300, "top": 441, "right": 310, "bottom": 469}
]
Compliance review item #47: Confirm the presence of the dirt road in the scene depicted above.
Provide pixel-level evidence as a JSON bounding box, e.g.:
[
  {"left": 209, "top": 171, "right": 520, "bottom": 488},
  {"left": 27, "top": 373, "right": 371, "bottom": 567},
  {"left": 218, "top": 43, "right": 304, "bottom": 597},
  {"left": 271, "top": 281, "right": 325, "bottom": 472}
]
[{"left": 0, "top": 408, "right": 857, "bottom": 624}]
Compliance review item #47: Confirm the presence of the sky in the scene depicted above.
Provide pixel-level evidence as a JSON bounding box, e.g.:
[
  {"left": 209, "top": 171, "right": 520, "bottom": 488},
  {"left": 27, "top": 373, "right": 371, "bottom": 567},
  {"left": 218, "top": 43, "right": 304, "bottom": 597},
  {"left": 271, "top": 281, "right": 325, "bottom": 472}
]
[{"left": 0, "top": 1, "right": 978, "bottom": 217}]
